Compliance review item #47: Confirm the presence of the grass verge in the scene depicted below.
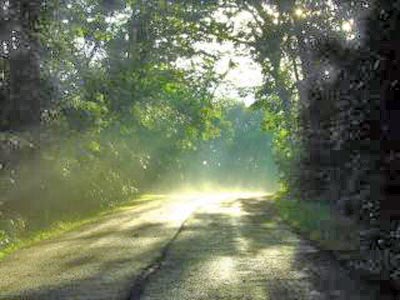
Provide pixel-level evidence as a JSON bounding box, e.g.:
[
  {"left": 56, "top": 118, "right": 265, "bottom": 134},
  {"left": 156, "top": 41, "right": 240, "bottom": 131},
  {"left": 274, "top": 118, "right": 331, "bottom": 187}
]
[
  {"left": 0, "top": 194, "right": 163, "bottom": 261},
  {"left": 272, "top": 195, "right": 360, "bottom": 258}
]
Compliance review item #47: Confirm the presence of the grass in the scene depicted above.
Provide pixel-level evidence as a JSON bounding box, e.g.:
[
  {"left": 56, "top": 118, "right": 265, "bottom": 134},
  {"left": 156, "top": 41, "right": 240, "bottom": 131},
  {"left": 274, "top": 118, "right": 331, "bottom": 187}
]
[
  {"left": 0, "top": 194, "right": 163, "bottom": 261},
  {"left": 272, "top": 195, "right": 360, "bottom": 255}
]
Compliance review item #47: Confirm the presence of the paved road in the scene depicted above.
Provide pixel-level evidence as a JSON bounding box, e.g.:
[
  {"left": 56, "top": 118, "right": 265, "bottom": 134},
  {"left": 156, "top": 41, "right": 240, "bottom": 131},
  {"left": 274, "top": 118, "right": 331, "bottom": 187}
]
[
  {"left": 141, "top": 196, "right": 378, "bottom": 300},
  {"left": 0, "top": 193, "right": 224, "bottom": 300},
  {"left": 0, "top": 193, "right": 378, "bottom": 300}
]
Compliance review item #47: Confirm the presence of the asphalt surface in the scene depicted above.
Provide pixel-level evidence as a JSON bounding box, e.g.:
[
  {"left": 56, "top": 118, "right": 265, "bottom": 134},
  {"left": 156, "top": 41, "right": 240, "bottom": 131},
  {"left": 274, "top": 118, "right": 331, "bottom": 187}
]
[
  {"left": 141, "top": 196, "right": 379, "bottom": 300},
  {"left": 0, "top": 193, "right": 379, "bottom": 300},
  {"left": 0, "top": 194, "right": 212, "bottom": 300}
]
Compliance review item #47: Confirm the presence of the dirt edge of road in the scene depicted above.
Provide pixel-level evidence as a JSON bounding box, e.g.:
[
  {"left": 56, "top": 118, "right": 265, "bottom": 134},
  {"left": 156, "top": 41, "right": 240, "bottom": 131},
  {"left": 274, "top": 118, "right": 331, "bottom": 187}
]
[{"left": 270, "top": 198, "right": 398, "bottom": 299}]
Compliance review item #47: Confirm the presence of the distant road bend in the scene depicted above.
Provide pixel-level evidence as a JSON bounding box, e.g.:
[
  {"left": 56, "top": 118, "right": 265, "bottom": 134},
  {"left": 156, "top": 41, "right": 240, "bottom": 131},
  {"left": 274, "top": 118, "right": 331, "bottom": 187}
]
[{"left": 0, "top": 193, "right": 378, "bottom": 300}]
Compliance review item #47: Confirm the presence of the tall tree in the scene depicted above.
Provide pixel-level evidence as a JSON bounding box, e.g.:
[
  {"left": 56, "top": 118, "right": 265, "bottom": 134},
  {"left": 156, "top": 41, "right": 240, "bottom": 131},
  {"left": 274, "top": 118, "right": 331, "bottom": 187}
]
[{"left": 4, "top": 0, "right": 42, "bottom": 130}]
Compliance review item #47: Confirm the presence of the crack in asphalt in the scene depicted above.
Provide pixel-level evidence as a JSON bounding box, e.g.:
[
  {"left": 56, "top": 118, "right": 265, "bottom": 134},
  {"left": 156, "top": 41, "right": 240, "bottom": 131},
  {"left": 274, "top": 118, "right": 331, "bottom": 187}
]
[{"left": 129, "top": 211, "right": 194, "bottom": 300}]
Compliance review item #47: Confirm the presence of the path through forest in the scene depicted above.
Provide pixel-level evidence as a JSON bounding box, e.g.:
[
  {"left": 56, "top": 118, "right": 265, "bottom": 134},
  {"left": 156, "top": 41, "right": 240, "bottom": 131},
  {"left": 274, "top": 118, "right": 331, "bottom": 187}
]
[{"left": 0, "top": 194, "right": 378, "bottom": 300}]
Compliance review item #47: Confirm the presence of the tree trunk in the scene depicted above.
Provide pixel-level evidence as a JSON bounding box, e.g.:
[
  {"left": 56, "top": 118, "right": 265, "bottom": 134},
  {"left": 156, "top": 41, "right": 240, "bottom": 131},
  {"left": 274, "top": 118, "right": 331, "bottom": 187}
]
[{"left": 8, "top": 0, "right": 41, "bottom": 131}]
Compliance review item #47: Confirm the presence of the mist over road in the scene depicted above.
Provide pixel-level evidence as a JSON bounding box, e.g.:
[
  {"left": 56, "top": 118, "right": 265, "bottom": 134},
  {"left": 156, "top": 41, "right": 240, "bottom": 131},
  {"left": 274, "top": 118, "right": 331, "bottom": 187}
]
[{"left": 0, "top": 193, "right": 377, "bottom": 300}]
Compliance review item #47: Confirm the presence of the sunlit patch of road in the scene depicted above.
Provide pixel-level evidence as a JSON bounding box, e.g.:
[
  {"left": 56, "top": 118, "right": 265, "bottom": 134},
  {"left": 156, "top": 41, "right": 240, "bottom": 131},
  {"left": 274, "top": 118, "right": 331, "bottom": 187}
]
[
  {"left": 141, "top": 195, "right": 378, "bottom": 300},
  {"left": 0, "top": 191, "right": 374, "bottom": 300},
  {"left": 0, "top": 191, "right": 266, "bottom": 300}
]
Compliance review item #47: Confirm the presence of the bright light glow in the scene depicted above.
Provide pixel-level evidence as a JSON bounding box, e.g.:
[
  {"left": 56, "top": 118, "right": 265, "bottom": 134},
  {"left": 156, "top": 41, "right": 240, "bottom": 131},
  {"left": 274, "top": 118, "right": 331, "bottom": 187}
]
[
  {"left": 347, "top": 34, "right": 356, "bottom": 40},
  {"left": 169, "top": 190, "right": 268, "bottom": 200},
  {"left": 166, "top": 203, "right": 197, "bottom": 222},
  {"left": 74, "top": 37, "right": 85, "bottom": 49},
  {"left": 265, "top": 5, "right": 275, "bottom": 16},
  {"left": 342, "top": 20, "right": 353, "bottom": 32},
  {"left": 176, "top": 9, "right": 263, "bottom": 107},
  {"left": 73, "top": 37, "right": 106, "bottom": 63},
  {"left": 165, "top": 191, "right": 263, "bottom": 222},
  {"left": 104, "top": 8, "right": 132, "bottom": 25},
  {"left": 295, "top": 8, "right": 305, "bottom": 18}
]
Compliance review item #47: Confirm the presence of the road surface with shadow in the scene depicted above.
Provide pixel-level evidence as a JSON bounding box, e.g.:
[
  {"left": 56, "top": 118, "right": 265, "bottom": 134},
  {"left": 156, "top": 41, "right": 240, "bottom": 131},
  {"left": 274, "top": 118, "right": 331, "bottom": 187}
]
[{"left": 141, "top": 196, "right": 380, "bottom": 300}]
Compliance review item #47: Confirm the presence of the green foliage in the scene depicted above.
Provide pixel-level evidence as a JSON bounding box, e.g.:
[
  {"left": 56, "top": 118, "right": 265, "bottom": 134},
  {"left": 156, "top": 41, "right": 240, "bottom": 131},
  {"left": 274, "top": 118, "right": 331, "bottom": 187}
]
[
  {"left": 157, "top": 102, "right": 278, "bottom": 191},
  {"left": 274, "top": 197, "right": 360, "bottom": 252},
  {"left": 2, "top": 0, "right": 361, "bottom": 260},
  {"left": 1, "top": 0, "right": 234, "bottom": 249},
  {"left": 0, "top": 195, "right": 160, "bottom": 261}
]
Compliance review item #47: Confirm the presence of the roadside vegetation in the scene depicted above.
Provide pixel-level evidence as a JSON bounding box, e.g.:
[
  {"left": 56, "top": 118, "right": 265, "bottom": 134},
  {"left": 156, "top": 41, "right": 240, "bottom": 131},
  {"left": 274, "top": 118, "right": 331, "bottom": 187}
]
[
  {"left": 0, "top": 0, "right": 399, "bottom": 290},
  {"left": 274, "top": 195, "right": 360, "bottom": 252},
  {"left": 0, "top": 194, "right": 161, "bottom": 261}
]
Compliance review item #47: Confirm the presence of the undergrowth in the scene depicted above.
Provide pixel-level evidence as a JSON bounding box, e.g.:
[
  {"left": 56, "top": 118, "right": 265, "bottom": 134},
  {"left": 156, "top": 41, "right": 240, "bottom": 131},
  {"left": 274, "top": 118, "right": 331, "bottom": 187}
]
[
  {"left": 273, "top": 195, "right": 360, "bottom": 254},
  {"left": 0, "top": 194, "right": 161, "bottom": 261}
]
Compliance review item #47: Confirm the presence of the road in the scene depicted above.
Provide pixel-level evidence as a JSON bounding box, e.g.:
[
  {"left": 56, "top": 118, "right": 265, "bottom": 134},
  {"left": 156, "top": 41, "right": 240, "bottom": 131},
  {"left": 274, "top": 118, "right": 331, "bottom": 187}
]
[{"left": 0, "top": 193, "right": 378, "bottom": 300}]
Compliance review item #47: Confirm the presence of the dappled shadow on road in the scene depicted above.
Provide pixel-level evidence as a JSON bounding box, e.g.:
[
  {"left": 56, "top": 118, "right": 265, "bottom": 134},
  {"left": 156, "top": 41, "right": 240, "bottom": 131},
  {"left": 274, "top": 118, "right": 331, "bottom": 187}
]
[
  {"left": 142, "top": 196, "right": 380, "bottom": 300},
  {"left": 239, "top": 196, "right": 380, "bottom": 299},
  {"left": 0, "top": 194, "right": 382, "bottom": 300},
  {"left": 0, "top": 195, "right": 200, "bottom": 300},
  {"left": 0, "top": 219, "right": 170, "bottom": 300},
  {"left": 63, "top": 222, "right": 165, "bottom": 242}
]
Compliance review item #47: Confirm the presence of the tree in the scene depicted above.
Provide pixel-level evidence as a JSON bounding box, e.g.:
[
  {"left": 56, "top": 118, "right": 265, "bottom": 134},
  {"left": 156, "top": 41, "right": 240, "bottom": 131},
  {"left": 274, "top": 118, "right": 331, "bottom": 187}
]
[{"left": 1, "top": 0, "right": 42, "bottom": 130}]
